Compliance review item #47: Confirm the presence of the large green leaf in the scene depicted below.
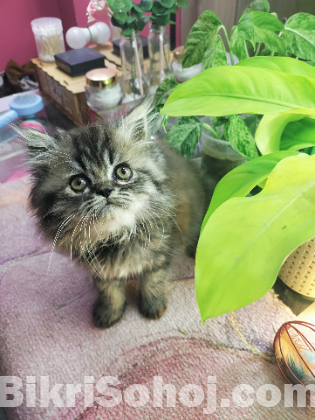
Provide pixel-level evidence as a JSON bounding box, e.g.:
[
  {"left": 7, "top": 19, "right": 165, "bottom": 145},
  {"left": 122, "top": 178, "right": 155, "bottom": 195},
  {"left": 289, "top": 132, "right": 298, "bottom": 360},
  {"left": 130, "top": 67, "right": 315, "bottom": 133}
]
[
  {"left": 196, "top": 153, "right": 315, "bottom": 321},
  {"left": 242, "top": 0, "right": 270, "bottom": 15},
  {"left": 162, "top": 63, "right": 315, "bottom": 117},
  {"left": 281, "top": 117, "right": 315, "bottom": 150},
  {"left": 201, "top": 150, "right": 299, "bottom": 231},
  {"left": 223, "top": 115, "right": 258, "bottom": 160},
  {"left": 165, "top": 116, "right": 202, "bottom": 157},
  {"left": 255, "top": 112, "right": 311, "bottom": 154},
  {"left": 237, "top": 56, "right": 315, "bottom": 78},
  {"left": 203, "top": 35, "right": 227, "bottom": 70},
  {"left": 283, "top": 13, "right": 315, "bottom": 61},
  {"left": 182, "top": 11, "right": 222, "bottom": 69}
]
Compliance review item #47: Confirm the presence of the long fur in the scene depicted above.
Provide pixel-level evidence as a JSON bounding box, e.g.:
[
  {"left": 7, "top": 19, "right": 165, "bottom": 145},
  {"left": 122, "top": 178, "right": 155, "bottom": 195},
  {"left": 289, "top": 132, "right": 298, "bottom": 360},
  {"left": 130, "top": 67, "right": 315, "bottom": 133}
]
[{"left": 16, "top": 104, "right": 207, "bottom": 328}]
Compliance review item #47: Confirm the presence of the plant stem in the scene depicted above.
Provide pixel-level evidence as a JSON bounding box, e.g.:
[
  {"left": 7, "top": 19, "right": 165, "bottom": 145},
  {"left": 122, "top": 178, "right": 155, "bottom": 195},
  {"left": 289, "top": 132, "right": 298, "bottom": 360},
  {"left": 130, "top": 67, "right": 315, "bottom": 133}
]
[
  {"left": 202, "top": 123, "right": 220, "bottom": 139},
  {"left": 159, "top": 26, "right": 164, "bottom": 84},
  {"left": 255, "top": 43, "right": 261, "bottom": 56},
  {"left": 244, "top": 40, "right": 249, "bottom": 58},
  {"left": 221, "top": 26, "right": 234, "bottom": 65},
  {"left": 132, "top": 30, "right": 144, "bottom": 96}
]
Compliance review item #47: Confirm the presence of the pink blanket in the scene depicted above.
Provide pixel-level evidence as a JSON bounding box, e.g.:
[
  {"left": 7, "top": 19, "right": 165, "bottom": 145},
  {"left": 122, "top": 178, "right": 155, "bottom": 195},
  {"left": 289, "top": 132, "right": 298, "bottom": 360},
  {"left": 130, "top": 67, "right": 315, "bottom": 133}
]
[{"left": 0, "top": 177, "right": 314, "bottom": 419}]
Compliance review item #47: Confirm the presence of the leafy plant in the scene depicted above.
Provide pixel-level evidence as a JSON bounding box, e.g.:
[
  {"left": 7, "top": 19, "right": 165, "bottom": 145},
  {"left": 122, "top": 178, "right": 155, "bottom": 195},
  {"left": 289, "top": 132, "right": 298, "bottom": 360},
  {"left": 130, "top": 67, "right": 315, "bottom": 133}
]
[
  {"left": 150, "top": 0, "right": 188, "bottom": 26},
  {"left": 108, "top": 0, "right": 187, "bottom": 35},
  {"left": 160, "top": 55, "right": 315, "bottom": 321},
  {"left": 157, "top": 0, "right": 315, "bottom": 159},
  {"left": 108, "top": 0, "right": 150, "bottom": 35},
  {"left": 196, "top": 151, "right": 315, "bottom": 321}
]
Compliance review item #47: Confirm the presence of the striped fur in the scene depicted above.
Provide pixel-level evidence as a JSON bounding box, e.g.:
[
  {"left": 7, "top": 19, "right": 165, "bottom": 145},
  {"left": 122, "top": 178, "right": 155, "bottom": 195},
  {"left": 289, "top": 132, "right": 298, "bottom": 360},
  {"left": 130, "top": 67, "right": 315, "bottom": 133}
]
[{"left": 17, "top": 105, "right": 207, "bottom": 328}]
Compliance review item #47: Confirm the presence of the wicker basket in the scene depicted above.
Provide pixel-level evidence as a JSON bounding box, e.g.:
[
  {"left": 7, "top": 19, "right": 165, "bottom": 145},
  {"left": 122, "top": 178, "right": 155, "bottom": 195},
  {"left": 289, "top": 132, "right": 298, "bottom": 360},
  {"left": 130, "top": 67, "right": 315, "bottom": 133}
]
[{"left": 279, "top": 238, "right": 315, "bottom": 299}]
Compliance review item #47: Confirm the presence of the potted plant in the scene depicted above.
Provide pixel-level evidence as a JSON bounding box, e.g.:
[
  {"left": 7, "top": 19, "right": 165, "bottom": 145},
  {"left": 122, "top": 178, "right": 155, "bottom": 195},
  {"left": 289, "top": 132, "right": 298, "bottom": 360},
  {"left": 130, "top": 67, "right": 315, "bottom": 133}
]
[
  {"left": 156, "top": 0, "right": 315, "bottom": 192},
  {"left": 160, "top": 55, "right": 315, "bottom": 321}
]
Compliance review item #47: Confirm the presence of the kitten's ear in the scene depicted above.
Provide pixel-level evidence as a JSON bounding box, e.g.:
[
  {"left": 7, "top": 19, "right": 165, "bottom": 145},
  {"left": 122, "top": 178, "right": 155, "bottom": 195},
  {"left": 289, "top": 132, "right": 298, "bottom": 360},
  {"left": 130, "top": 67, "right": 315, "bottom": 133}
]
[
  {"left": 124, "top": 102, "right": 150, "bottom": 141},
  {"left": 124, "top": 99, "right": 163, "bottom": 141},
  {"left": 12, "top": 125, "right": 56, "bottom": 153}
]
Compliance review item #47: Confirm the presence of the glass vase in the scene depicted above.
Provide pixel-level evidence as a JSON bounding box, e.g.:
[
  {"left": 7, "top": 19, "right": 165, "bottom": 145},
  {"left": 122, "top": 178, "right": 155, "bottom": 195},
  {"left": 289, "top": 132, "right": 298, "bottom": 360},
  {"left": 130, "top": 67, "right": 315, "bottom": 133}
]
[
  {"left": 148, "top": 23, "right": 171, "bottom": 92},
  {"left": 119, "top": 30, "right": 147, "bottom": 103}
]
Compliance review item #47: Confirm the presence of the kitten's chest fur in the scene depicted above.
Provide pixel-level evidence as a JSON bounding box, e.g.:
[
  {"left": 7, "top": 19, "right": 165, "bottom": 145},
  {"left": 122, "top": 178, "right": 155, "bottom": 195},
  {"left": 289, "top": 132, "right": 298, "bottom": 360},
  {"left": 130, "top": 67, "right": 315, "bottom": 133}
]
[{"left": 80, "top": 227, "right": 173, "bottom": 279}]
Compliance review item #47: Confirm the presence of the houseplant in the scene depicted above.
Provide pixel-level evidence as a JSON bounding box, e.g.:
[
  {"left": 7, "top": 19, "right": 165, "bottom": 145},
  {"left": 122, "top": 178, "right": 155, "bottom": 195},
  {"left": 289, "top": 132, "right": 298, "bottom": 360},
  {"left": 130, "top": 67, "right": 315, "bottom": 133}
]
[
  {"left": 157, "top": 0, "right": 315, "bottom": 186},
  {"left": 160, "top": 56, "right": 315, "bottom": 321}
]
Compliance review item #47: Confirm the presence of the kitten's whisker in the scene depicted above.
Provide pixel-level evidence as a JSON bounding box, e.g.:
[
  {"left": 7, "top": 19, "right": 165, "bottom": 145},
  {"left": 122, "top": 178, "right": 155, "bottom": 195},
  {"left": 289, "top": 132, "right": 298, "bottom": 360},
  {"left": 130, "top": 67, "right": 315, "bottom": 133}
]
[{"left": 47, "top": 214, "right": 75, "bottom": 273}]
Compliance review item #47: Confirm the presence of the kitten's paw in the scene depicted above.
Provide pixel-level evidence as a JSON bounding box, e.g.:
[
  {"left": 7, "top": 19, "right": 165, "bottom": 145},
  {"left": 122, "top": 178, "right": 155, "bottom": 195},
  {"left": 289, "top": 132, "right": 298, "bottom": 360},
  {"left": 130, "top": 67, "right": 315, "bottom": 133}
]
[
  {"left": 139, "top": 294, "right": 167, "bottom": 320},
  {"left": 93, "top": 299, "right": 126, "bottom": 328}
]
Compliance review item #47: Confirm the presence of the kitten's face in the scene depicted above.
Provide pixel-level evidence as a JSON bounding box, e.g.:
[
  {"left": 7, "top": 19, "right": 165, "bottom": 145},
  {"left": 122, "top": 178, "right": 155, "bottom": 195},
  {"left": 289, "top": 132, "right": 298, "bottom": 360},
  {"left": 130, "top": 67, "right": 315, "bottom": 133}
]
[{"left": 20, "top": 107, "right": 167, "bottom": 245}]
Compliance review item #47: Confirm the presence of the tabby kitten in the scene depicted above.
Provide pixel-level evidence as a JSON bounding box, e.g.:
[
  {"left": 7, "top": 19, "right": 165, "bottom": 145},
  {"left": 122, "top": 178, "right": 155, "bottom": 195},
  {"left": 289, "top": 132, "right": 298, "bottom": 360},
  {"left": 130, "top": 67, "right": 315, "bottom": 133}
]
[{"left": 18, "top": 103, "right": 206, "bottom": 328}]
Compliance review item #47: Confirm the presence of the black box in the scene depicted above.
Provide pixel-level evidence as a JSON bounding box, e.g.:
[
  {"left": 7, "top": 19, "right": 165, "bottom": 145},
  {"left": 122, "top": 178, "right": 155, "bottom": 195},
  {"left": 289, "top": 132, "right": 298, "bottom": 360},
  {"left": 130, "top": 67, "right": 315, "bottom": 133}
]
[
  {"left": 112, "top": 36, "right": 149, "bottom": 59},
  {"left": 54, "top": 48, "right": 106, "bottom": 77}
]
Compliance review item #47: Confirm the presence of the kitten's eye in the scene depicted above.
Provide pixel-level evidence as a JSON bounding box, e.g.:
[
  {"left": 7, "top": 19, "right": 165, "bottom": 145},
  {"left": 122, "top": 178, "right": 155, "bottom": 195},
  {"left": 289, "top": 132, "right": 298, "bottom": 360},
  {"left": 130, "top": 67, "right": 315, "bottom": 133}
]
[
  {"left": 70, "top": 176, "right": 89, "bottom": 192},
  {"left": 115, "top": 165, "right": 133, "bottom": 181}
]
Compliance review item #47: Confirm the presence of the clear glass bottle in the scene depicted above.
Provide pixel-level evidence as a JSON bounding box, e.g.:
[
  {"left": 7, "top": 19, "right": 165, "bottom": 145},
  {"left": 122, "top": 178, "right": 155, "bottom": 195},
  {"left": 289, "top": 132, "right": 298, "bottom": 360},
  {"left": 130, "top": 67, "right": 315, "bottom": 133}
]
[
  {"left": 120, "top": 30, "right": 148, "bottom": 103},
  {"left": 85, "top": 68, "right": 122, "bottom": 112},
  {"left": 148, "top": 23, "right": 171, "bottom": 92}
]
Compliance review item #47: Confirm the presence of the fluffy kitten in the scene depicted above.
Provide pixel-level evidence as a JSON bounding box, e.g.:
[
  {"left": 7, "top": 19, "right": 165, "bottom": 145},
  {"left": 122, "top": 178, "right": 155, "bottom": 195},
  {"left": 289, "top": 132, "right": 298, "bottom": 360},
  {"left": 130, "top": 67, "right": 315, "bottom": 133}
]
[{"left": 18, "top": 104, "right": 206, "bottom": 328}]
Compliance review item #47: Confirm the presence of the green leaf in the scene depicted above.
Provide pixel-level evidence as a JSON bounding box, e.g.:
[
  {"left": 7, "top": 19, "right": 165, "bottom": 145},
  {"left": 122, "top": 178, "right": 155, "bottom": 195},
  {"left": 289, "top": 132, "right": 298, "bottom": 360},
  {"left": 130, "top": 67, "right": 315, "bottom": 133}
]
[
  {"left": 111, "top": 1, "right": 126, "bottom": 11},
  {"left": 202, "top": 35, "right": 227, "bottom": 70},
  {"left": 153, "top": 74, "right": 179, "bottom": 105},
  {"left": 236, "top": 56, "right": 315, "bottom": 78},
  {"left": 162, "top": 62, "right": 315, "bottom": 117},
  {"left": 201, "top": 150, "right": 298, "bottom": 232},
  {"left": 283, "top": 13, "right": 315, "bottom": 61},
  {"left": 140, "top": 0, "right": 153, "bottom": 12},
  {"left": 160, "top": 0, "right": 174, "bottom": 8},
  {"left": 238, "top": 12, "right": 285, "bottom": 56},
  {"left": 281, "top": 117, "right": 315, "bottom": 151},
  {"left": 196, "top": 153, "right": 315, "bottom": 321},
  {"left": 121, "top": 28, "right": 133, "bottom": 36},
  {"left": 131, "top": 3, "right": 145, "bottom": 17},
  {"left": 237, "top": 13, "right": 255, "bottom": 49},
  {"left": 150, "top": 14, "right": 171, "bottom": 25},
  {"left": 165, "top": 116, "right": 202, "bottom": 157},
  {"left": 251, "top": 12, "right": 285, "bottom": 56},
  {"left": 242, "top": 0, "right": 270, "bottom": 15},
  {"left": 255, "top": 111, "right": 315, "bottom": 154},
  {"left": 182, "top": 11, "right": 223, "bottom": 69},
  {"left": 126, "top": 15, "right": 136, "bottom": 24},
  {"left": 230, "top": 26, "right": 249, "bottom": 61},
  {"left": 121, "top": 0, "right": 133, "bottom": 12},
  {"left": 137, "top": 15, "right": 150, "bottom": 31},
  {"left": 170, "top": 4, "right": 178, "bottom": 13},
  {"left": 114, "top": 12, "right": 128, "bottom": 24},
  {"left": 162, "top": 115, "right": 169, "bottom": 132},
  {"left": 254, "top": 26, "right": 286, "bottom": 55},
  {"left": 224, "top": 115, "right": 258, "bottom": 160},
  {"left": 251, "top": 10, "right": 283, "bottom": 32},
  {"left": 152, "top": 1, "right": 168, "bottom": 15},
  {"left": 176, "top": 0, "right": 188, "bottom": 8},
  {"left": 212, "top": 116, "right": 229, "bottom": 128}
]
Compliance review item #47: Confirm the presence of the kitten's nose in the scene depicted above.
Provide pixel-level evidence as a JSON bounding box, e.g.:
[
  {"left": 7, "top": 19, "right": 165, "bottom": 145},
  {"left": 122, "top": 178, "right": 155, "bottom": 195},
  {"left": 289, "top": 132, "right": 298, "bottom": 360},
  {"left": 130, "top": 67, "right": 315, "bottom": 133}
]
[{"left": 98, "top": 187, "right": 114, "bottom": 198}]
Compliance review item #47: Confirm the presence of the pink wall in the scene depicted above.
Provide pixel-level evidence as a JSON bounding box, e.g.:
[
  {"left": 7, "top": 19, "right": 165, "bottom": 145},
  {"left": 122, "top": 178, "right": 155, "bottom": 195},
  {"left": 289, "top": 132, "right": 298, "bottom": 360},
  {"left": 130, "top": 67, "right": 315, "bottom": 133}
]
[
  {"left": 0, "top": 0, "right": 181, "bottom": 72},
  {"left": 0, "top": 0, "right": 62, "bottom": 71}
]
